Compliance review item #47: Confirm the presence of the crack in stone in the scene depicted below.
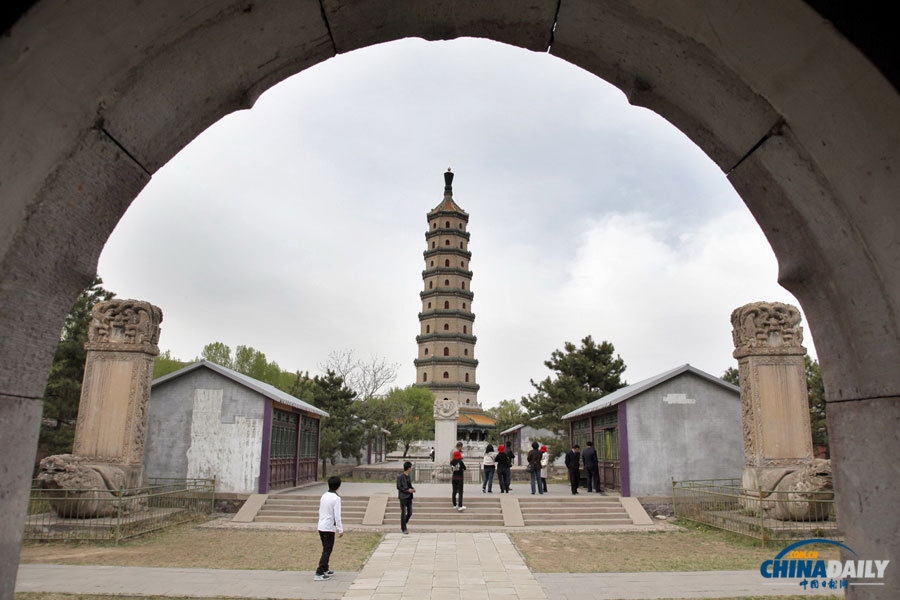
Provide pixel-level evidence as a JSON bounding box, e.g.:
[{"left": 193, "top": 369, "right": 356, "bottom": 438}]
[
  {"left": 547, "top": 0, "right": 562, "bottom": 53},
  {"left": 726, "top": 118, "right": 785, "bottom": 175}
]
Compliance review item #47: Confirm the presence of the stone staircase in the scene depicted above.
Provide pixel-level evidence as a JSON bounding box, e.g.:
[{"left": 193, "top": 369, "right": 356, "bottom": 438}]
[
  {"left": 518, "top": 495, "right": 633, "bottom": 526},
  {"left": 383, "top": 496, "right": 504, "bottom": 527},
  {"left": 253, "top": 494, "right": 369, "bottom": 524}
]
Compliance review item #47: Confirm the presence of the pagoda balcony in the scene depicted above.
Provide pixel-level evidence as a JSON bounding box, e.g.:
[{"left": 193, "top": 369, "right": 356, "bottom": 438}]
[
  {"left": 425, "top": 228, "right": 470, "bottom": 241},
  {"left": 421, "top": 267, "right": 473, "bottom": 279},
  {"left": 417, "top": 309, "right": 475, "bottom": 321},
  {"left": 413, "top": 357, "right": 479, "bottom": 367},
  {"left": 420, "top": 288, "right": 474, "bottom": 300},
  {"left": 420, "top": 381, "right": 481, "bottom": 392},
  {"left": 427, "top": 209, "right": 469, "bottom": 222},
  {"left": 415, "top": 333, "right": 477, "bottom": 344},
  {"left": 423, "top": 247, "right": 472, "bottom": 260}
]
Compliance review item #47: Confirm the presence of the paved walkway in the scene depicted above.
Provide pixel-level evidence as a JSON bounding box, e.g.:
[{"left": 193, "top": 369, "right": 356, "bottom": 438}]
[
  {"left": 343, "top": 532, "right": 545, "bottom": 599},
  {"left": 16, "top": 533, "right": 841, "bottom": 599}
]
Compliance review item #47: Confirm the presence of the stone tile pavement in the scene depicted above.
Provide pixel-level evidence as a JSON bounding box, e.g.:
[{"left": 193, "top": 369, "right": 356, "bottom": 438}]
[
  {"left": 342, "top": 532, "right": 546, "bottom": 600},
  {"left": 16, "top": 563, "right": 354, "bottom": 599}
]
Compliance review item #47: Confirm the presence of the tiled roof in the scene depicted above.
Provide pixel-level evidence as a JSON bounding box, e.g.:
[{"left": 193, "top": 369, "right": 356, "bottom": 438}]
[
  {"left": 458, "top": 409, "right": 497, "bottom": 427},
  {"left": 561, "top": 363, "right": 739, "bottom": 420},
  {"left": 430, "top": 197, "right": 467, "bottom": 214},
  {"left": 152, "top": 359, "right": 329, "bottom": 417}
]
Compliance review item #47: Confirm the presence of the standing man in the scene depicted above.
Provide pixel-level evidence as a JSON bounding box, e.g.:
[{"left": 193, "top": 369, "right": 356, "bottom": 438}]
[
  {"left": 526, "top": 442, "right": 544, "bottom": 495},
  {"left": 582, "top": 440, "right": 602, "bottom": 493},
  {"left": 450, "top": 451, "right": 467, "bottom": 511},
  {"left": 429, "top": 447, "right": 435, "bottom": 462},
  {"left": 315, "top": 476, "right": 343, "bottom": 581},
  {"left": 564, "top": 444, "right": 581, "bottom": 495},
  {"left": 397, "top": 461, "right": 416, "bottom": 534},
  {"left": 451, "top": 441, "right": 463, "bottom": 461}
]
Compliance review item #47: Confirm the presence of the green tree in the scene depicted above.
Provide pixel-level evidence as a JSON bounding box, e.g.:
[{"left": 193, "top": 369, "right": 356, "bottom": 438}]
[
  {"left": 153, "top": 349, "right": 187, "bottom": 379},
  {"left": 806, "top": 356, "right": 828, "bottom": 454},
  {"left": 201, "top": 341, "right": 233, "bottom": 368},
  {"left": 386, "top": 386, "right": 435, "bottom": 457},
  {"left": 521, "top": 336, "right": 626, "bottom": 436},
  {"left": 721, "top": 367, "right": 740, "bottom": 387},
  {"left": 38, "top": 277, "right": 115, "bottom": 461},
  {"left": 296, "top": 370, "right": 363, "bottom": 476},
  {"left": 486, "top": 399, "right": 525, "bottom": 443}
]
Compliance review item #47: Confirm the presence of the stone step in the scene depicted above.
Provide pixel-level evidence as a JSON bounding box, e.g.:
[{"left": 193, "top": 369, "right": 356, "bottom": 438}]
[
  {"left": 517, "top": 496, "right": 620, "bottom": 503},
  {"left": 256, "top": 509, "right": 367, "bottom": 518},
  {"left": 519, "top": 506, "right": 626, "bottom": 514},
  {"left": 384, "top": 512, "right": 503, "bottom": 522},
  {"left": 262, "top": 501, "right": 369, "bottom": 509},
  {"left": 254, "top": 515, "right": 366, "bottom": 523},
  {"left": 522, "top": 517, "right": 633, "bottom": 526}
]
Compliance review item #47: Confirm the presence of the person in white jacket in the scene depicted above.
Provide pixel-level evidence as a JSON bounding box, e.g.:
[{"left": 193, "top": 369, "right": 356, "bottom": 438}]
[
  {"left": 482, "top": 444, "right": 497, "bottom": 493},
  {"left": 539, "top": 445, "right": 550, "bottom": 494},
  {"left": 315, "top": 476, "right": 344, "bottom": 581}
]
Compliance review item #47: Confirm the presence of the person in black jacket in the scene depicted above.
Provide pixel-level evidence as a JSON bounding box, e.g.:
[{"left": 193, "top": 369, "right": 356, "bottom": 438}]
[
  {"left": 582, "top": 440, "right": 602, "bottom": 493},
  {"left": 564, "top": 444, "right": 581, "bottom": 495},
  {"left": 450, "top": 451, "right": 467, "bottom": 511},
  {"left": 495, "top": 444, "right": 511, "bottom": 493},
  {"left": 526, "top": 442, "right": 544, "bottom": 495},
  {"left": 396, "top": 461, "right": 416, "bottom": 534}
]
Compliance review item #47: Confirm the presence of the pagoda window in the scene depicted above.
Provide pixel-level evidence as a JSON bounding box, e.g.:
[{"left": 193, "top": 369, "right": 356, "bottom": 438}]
[
  {"left": 445, "top": 221, "right": 450, "bottom": 228},
  {"left": 462, "top": 302, "right": 466, "bottom": 309},
  {"left": 432, "top": 223, "right": 437, "bottom": 229},
  {"left": 445, "top": 259, "right": 450, "bottom": 267},
  {"left": 432, "top": 241, "right": 436, "bottom": 248},
  {"left": 445, "top": 240, "right": 450, "bottom": 246},
  {"left": 444, "top": 279, "right": 450, "bottom": 286},
  {"left": 461, "top": 282, "right": 465, "bottom": 290},
  {"left": 461, "top": 261, "right": 465, "bottom": 268},
  {"left": 464, "top": 348, "right": 469, "bottom": 356},
  {"left": 460, "top": 242, "right": 464, "bottom": 249},
  {"left": 443, "top": 347, "right": 449, "bottom": 356},
  {"left": 426, "top": 325, "right": 430, "bottom": 333},
  {"left": 465, "top": 373, "right": 469, "bottom": 382},
  {"left": 466, "top": 398, "right": 470, "bottom": 404},
  {"left": 443, "top": 371, "right": 449, "bottom": 379},
  {"left": 430, "top": 260, "right": 434, "bottom": 267},
  {"left": 444, "top": 301, "right": 450, "bottom": 309},
  {"left": 429, "top": 281, "right": 433, "bottom": 289},
  {"left": 423, "top": 373, "right": 428, "bottom": 382},
  {"left": 458, "top": 224, "right": 463, "bottom": 229},
  {"left": 427, "top": 302, "right": 432, "bottom": 308},
  {"left": 463, "top": 325, "right": 467, "bottom": 333},
  {"left": 424, "top": 348, "right": 429, "bottom": 355},
  {"left": 443, "top": 323, "right": 449, "bottom": 331}
]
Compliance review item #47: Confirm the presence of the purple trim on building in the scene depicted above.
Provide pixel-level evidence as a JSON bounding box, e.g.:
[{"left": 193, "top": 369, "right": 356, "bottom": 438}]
[
  {"left": 618, "top": 401, "right": 630, "bottom": 497},
  {"left": 259, "top": 399, "right": 272, "bottom": 493},
  {"left": 517, "top": 429, "right": 523, "bottom": 466}
]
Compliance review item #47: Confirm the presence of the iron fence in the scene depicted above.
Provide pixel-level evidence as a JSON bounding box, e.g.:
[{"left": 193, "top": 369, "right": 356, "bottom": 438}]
[
  {"left": 672, "top": 478, "right": 840, "bottom": 543},
  {"left": 412, "top": 463, "right": 481, "bottom": 484},
  {"left": 25, "top": 477, "right": 215, "bottom": 542}
]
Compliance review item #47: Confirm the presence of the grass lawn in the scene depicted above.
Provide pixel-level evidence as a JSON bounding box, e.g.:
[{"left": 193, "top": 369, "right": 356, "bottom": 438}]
[
  {"left": 511, "top": 522, "right": 841, "bottom": 573},
  {"left": 20, "top": 521, "right": 381, "bottom": 572}
]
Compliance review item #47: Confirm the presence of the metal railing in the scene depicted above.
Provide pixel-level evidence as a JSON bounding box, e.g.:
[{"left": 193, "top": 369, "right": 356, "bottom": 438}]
[
  {"left": 412, "top": 463, "right": 481, "bottom": 484},
  {"left": 673, "top": 478, "right": 840, "bottom": 543},
  {"left": 25, "top": 478, "right": 215, "bottom": 542}
]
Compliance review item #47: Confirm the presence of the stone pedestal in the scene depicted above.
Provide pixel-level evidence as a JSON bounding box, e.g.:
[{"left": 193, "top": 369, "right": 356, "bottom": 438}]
[
  {"left": 731, "top": 302, "right": 816, "bottom": 493},
  {"left": 40, "top": 300, "right": 163, "bottom": 498},
  {"left": 433, "top": 397, "right": 459, "bottom": 467}
]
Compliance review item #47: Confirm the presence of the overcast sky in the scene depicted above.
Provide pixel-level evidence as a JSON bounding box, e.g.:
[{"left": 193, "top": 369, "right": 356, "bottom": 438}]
[{"left": 98, "top": 38, "right": 815, "bottom": 408}]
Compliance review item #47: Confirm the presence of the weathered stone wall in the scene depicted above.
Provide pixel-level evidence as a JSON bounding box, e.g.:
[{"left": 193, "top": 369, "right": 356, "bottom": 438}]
[
  {"left": 144, "top": 368, "right": 264, "bottom": 493},
  {"left": 625, "top": 372, "right": 742, "bottom": 497}
]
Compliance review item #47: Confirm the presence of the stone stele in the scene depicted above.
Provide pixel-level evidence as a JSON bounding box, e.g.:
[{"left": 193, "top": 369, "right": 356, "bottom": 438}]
[
  {"left": 731, "top": 301, "right": 832, "bottom": 520},
  {"left": 433, "top": 397, "right": 459, "bottom": 470},
  {"left": 38, "top": 299, "right": 162, "bottom": 515}
]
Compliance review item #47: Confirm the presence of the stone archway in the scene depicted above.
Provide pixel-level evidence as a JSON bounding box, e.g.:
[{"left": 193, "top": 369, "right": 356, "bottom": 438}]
[{"left": 1, "top": 2, "right": 897, "bottom": 597}]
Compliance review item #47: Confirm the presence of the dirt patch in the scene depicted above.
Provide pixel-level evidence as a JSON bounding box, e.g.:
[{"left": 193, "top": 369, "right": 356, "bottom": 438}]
[
  {"left": 21, "top": 521, "right": 381, "bottom": 572},
  {"left": 511, "top": 529, "right": 840, "bottom": 573}
]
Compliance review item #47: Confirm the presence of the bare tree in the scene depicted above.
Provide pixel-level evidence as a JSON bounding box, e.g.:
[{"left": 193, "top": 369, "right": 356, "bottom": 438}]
[{"left": 319, "top": 349, "right": 400, "bottom": 400}]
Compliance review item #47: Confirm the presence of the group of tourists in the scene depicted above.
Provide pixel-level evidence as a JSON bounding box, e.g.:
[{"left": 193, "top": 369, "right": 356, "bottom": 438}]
[
  {"left": 481, "top": 441, "right": 549, "bottom": 495},
  {"left": 316, "top": 439, "right": 609, "bottom": 579}
]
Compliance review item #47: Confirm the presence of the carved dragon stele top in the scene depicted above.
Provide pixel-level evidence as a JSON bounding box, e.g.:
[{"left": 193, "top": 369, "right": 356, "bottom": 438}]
[
  {"left": 433, "top": 397, "right": 459, "bottom": 419},
  {"left": 731, "top": 301, "right": 806, "bottom": 358},
  {"left": 86, "top": 299, "right": 163, "bottom": 354}
]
